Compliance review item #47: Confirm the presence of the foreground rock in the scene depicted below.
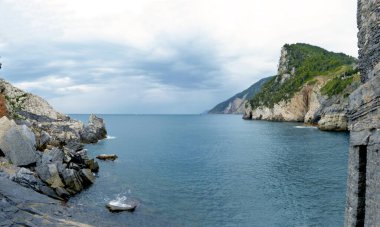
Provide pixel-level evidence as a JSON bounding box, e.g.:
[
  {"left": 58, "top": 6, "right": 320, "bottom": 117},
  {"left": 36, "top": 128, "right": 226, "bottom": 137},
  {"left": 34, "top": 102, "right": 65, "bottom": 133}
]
[
  {"left": 0, "top": 117, "right": 39, "bottom": 166},
  {"left": 96, "top": 154, "right": 118, "bottom": 161},
  {"left": 0, "top": 79, "right": 107, "bottom": 200},
  {"left": 0, "top": 174, "right": 92, "bottom": 226}
]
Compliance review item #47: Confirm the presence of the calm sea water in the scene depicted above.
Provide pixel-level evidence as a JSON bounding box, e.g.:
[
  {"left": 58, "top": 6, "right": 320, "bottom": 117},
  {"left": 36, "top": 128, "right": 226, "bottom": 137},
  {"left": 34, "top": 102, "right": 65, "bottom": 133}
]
[{"left": 69, "top": 114, "right": 349, "bottom": 227}]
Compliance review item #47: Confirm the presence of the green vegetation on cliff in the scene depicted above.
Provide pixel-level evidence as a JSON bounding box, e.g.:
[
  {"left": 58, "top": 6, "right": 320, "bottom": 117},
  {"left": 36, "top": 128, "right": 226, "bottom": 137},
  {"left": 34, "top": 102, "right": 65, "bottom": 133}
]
[
  {"left": 249, "top": 43, "right": 357, "bottom": 109},
  {"left": 209, "top": 76, "right": 273, "bottom": 114},
  {"left": 320, "top": 67, "right": 360, "bottom": 98}
]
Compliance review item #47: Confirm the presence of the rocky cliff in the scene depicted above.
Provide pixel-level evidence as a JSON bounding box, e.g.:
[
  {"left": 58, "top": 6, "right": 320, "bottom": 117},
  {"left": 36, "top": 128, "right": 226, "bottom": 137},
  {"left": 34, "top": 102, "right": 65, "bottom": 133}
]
[
  {"left": 243, "top": 43, "right": 359, "bottom": 131},
  {"left": 209, "top": 76, "right": 273, "bottom": 114},
  {"left": 0, "top": 78, "right": 107, "bottom": 201},
  {"left": 345, "top": 0, "right": 380, "bottom": 226}
]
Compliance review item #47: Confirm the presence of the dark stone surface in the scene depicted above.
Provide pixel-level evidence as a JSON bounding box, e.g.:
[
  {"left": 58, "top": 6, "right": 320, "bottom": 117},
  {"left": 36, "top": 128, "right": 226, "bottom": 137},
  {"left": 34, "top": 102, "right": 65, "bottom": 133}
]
[
  {"left": 0, "top": 175, "right": 121, "bottom": 226},
  {"left": 345, "top": 0, "right": 380, "bottom": 226}
]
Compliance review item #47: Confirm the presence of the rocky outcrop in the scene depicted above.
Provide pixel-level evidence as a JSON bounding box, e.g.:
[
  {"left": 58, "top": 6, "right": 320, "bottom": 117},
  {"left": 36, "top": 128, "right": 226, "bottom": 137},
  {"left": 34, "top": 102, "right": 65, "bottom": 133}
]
[
  {"left": 0, "top": 78, "right": 107, "bottom": 200},
  {"left": 80, "top": 114, "right": 107, "bottom": 143},
  {"left": 277, "top": 46, "right": 295, "bottom": 84},
  {"left": 243, "top": 44, "right": 359, "bottom": 131},
  {"left": 345, "top": 0, "right": 380, "bottom": 226},
  {"left": 0, "top": 79, "right": 106, "bottom": 146}
]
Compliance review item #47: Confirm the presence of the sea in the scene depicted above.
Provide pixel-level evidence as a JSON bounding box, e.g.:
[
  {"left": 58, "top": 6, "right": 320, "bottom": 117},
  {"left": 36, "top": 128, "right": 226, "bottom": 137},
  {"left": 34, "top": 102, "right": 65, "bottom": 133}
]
[{"left": 68, "top": 114, "right": 349, "bottom": 227}]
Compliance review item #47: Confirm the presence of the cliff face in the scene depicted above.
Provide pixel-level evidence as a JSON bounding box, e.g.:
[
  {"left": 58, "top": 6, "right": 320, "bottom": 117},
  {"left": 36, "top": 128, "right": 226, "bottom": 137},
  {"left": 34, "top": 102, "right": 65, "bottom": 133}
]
[
  {"left": 208, "top": 76, "right": 273, "bottom": 114},
  {"left": 345, "top": 0, "right": 380, "bottom": 226},
  {"left": 243, "top": 43, "right": 359, "bottom": 131}
]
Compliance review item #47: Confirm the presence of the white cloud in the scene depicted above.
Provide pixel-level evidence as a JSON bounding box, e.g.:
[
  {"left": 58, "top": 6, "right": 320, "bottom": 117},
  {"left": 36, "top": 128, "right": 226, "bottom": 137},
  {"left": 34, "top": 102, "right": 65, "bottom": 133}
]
[{"left": 14, "top": 76, "right": 96, "bottom": 95}]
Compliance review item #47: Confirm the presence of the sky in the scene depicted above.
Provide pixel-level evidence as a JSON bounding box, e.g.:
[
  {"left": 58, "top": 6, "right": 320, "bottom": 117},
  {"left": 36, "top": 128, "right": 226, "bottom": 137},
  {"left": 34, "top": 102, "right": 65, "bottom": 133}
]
[{"left": 0, "top": 0, "right": 358, "bottom": 114}]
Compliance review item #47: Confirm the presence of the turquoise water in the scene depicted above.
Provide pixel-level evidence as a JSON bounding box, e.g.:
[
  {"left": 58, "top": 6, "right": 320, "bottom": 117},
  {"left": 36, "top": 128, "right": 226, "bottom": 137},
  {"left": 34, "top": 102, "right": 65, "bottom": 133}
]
[{"left": 69, "top": 115, "right": 349, "bottom": 227}]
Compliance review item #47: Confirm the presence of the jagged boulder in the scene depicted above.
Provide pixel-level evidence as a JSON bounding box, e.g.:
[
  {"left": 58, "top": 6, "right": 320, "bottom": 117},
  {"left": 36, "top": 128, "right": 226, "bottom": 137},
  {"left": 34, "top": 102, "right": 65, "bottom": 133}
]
[
  {"left": 0, "top": 117, "right": 39, "bottom": 166},
  {"left": 34, "top": 130, "right": 51, "bottom": 151},
  {"left": 36, "top": 163, "right": 65, "bottom": 189},
  {"left": 80, "top": 114, "right": 107, "bottom": 143},
  {"left": 39, "top": 147, "right": 64, "bottom": 165},
  {"left": 85, "top": 159, "right": 99, "bottom": 173},
  {"left": 80, "top": 168, "right": 95, "bottom": 186},
  {"left": 61, "top": 168, "right": 83, "bottom": 194}
]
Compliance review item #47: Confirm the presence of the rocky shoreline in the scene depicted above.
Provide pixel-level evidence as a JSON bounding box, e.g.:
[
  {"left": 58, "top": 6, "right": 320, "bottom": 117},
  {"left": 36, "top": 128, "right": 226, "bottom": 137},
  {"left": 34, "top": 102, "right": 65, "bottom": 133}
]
[
  {"left": 242, "top": 44, "right": 359, "bottom": 131},
  {"left": 0, "top": 79, "right": 110, "bottom": 225}
]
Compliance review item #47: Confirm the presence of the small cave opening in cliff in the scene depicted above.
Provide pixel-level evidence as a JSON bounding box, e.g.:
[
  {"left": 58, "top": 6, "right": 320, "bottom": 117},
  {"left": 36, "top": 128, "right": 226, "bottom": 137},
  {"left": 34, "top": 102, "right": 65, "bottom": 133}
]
[{"left": 356, "top": 145, "right": 367, "bottom": 227}]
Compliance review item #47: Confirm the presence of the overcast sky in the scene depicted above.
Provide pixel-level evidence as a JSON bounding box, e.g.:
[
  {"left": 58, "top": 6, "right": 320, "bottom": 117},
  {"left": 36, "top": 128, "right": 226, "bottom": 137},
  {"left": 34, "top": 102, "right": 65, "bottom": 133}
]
[{"left": 0, "top": 0, "right": 358, "bottom": 114}]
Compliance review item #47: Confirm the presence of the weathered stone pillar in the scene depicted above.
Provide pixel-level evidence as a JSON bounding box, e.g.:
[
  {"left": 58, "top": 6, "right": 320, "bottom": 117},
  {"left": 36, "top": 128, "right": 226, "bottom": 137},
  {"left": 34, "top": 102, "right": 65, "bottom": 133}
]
[{"left": 345, "top": 0, "right": 380, "bottom": 226}]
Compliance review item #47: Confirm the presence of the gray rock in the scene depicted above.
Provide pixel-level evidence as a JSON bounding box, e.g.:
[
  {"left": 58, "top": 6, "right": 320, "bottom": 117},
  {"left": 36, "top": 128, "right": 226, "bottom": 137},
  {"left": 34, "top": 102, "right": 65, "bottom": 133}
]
[
  {"left": 11, "top": 168, "right": 64, "bottom": 200},
  {"left": 106, "top": 198, "right": 138, "bottom": 212},
  {"left": 35, "top": 130, "right": 51, "bottom": 151},
  {"left": 68, "top": 162, "right": 81, "bottom": 171},
  {"left": 36, "top": 163, "right": 64, "bottom": 189},
  {"left": 0, "top": 175, "right": 119, "bottom": 226},
  {"left": 80, "top": 114, "right": 107, "bottom": 143},
  {"left": 80, "top": 168, "right": 95, "bottom": 186},
  {"left": 85, "top": 159, "right": 99, "bottom": 173},
  {"left": 61, "top": 169, "right": 83, "bottom": 194},
  {"left": 0, "top": 117, "right": 39, "bottom": 166},
  {"left": 39, "top": 147, "right": 64, "bottom": 166},
  {"left": 64, "top": 142, "right": 84, "bottom": 152},
  {"left": 96, "top": 154, "right": 118, "bottom": 161},
  {"left": 39, "top": 185, "right": 61, "bottom": 200},
  {"left": 12, "top": 168, "right": 44, "bottom": 192},
  {"left": 55, "top": 187, "right": 70, "bottom": 200},
  {"left": 77, "top": 149, "right": 89, "bottom": 160}
]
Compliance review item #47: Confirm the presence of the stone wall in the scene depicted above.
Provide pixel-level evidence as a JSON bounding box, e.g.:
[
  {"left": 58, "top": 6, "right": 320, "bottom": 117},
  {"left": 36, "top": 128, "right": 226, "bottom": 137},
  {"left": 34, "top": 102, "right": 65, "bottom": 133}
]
[
  {"left": 357, "top": 0, "right": 380, "bottom": 83},
  {"left": 345, "top": 0, "right": 380, "bottom": 226}
]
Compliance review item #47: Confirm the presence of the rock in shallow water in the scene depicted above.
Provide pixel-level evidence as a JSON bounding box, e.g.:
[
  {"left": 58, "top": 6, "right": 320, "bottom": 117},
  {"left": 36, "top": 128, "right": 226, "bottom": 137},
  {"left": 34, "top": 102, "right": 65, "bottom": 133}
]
[
  {"left": 80, "top": 114, "right": 107, "bottom": 143},
  {"left": 106, "top": 198, "right": 138, "bottom": 212},
  {"left": 96, "top": 154, "right": 118, "bottom": 161}
]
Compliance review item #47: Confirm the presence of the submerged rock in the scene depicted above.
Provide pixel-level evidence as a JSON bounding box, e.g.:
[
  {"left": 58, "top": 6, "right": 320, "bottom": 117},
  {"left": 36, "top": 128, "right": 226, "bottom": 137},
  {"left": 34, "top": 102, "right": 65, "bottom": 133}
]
[
  {"left": 96, "top": 154, "right": 118, "bottom": 161},
  {"left": 106, "top": 198, "right": 138, "bottom": 212}
]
